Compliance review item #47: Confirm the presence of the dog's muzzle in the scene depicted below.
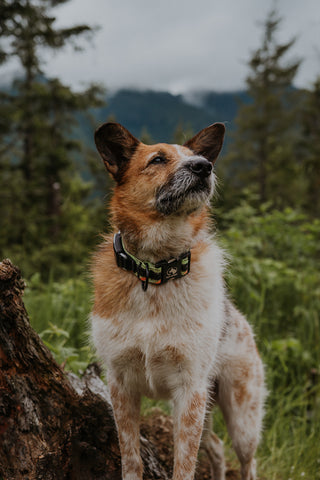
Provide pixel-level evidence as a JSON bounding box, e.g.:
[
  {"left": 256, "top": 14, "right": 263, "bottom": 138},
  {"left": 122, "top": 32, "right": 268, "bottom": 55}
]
[
  {"left": 186, "top": 158, "right": 212, "bottom": 178},
  {"left": 155, "top": 157, "right": 214, "bottom": 216}
]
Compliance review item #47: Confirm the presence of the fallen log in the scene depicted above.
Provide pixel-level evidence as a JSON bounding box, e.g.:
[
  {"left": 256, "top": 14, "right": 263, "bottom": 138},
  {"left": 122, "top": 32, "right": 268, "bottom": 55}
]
[{"left": 0, "top": 259, "right": 168, "bottom": 480}]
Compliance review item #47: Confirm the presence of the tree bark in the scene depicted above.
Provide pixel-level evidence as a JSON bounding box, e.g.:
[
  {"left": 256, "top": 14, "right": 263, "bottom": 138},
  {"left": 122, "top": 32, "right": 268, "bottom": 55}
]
[{"left": 0, "top": 259, "right": 168, "bottom": 480}]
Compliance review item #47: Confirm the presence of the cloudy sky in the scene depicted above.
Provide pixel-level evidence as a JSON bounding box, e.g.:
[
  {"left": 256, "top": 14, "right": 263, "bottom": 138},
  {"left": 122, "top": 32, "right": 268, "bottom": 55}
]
[{"left": 4, "top": 0, "right": 320, "bottom": 93}]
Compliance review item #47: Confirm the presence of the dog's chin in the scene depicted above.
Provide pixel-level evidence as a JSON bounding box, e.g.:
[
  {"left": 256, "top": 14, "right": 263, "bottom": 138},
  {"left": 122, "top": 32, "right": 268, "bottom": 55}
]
[{"left": 156, "top": 182, "right": 213, "bottom": 216}]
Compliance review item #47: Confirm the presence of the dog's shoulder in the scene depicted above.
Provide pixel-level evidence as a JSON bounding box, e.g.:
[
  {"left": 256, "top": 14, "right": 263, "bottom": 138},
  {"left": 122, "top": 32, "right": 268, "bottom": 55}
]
[{"left": 91, "top": 234, "right": 137, "bottom": 318}]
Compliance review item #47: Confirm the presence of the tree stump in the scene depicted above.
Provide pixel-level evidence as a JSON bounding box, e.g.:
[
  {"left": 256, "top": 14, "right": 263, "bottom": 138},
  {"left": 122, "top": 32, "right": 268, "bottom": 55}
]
[{"left": 0, "top": 259, "right": 169, "bottom": 480}]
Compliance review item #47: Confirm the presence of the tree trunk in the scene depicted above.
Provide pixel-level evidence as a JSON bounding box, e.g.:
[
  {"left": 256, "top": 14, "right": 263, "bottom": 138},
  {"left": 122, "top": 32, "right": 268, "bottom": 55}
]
[{"left": 0, "top": 259, "right": 169, "bottom": 480}]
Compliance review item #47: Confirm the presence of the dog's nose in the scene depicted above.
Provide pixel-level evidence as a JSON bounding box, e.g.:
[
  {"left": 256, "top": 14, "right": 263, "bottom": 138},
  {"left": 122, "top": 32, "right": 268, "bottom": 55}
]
[{"left": 187, "top": 159, "right": 212, "bottom": 178}]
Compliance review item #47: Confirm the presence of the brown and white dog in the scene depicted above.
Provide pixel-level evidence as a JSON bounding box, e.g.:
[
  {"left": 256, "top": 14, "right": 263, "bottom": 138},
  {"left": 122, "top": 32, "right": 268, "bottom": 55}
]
[{"left": 90, "top": 122, "right": 266, "bottom": 480}]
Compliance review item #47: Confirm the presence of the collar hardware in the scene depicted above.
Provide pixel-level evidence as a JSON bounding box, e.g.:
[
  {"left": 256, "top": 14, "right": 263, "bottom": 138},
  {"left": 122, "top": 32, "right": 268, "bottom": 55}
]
[{"left": 113, "top": 232, "right": 191, "bottom": 291}]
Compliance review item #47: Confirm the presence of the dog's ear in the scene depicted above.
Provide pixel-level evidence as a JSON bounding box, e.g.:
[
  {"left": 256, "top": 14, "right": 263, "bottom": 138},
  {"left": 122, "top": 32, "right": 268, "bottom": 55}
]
[
  {"left": 94, "top": 122, "right": 140, "bottom": 181},
  {"left": 184, "top": 123, "right": 225, "bottom": 164}
]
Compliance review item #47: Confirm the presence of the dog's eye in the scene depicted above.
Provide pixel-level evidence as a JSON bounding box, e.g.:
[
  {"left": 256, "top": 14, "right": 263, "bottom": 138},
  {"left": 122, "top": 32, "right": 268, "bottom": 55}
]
[{"left": 149, "top": 156, "right": 167, "bottom": 165}]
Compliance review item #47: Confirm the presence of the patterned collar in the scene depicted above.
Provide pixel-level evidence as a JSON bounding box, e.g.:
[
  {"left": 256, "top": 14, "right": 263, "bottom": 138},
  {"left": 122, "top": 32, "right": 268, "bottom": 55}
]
[{"left": 113, "top": 232, "right": 191, "bottom": 291}]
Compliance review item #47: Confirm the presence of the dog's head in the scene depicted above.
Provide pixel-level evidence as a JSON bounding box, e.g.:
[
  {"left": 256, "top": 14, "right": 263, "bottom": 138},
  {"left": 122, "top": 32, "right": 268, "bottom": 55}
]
[{"left": 95, "top": 122, "right": 225, "bottom": 220}]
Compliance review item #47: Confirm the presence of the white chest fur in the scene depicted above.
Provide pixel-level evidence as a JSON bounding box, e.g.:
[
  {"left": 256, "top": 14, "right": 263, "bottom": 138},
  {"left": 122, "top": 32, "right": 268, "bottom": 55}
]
[{"left": 91, "top": 242, "right": 225, "bottom": 399}]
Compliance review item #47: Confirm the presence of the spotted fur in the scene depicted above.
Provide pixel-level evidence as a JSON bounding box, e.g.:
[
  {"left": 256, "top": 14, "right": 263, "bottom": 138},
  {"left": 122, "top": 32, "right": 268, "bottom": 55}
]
[{"left": 90, "top": 122, "right": 266, "bottom": 480}]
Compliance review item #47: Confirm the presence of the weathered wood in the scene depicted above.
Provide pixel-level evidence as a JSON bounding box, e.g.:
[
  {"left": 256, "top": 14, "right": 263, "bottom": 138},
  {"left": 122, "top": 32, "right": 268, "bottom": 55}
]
[{"left": 0, "top": 259, "right": 168, "bottom": 480}]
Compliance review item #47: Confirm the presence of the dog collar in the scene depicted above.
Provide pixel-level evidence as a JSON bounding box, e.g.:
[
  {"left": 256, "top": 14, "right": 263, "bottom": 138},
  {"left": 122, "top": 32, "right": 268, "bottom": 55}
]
[{"left": 113, "top": 232, "right": 191, "bottom": 291}]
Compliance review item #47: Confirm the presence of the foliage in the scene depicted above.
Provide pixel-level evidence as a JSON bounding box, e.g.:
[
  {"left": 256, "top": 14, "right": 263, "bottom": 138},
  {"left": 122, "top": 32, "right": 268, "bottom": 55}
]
[
  {"left": 214, "top": 202, "right": 320, "bottom": 479},
  {"left": 139, "top": 126, "right": 154, "bottom": 145},
  {"left": 299, "top": 77, "right": 320, "bottom": 216},
  {"left": 0, "top": 0, "right": 92, "bottom": 71},
  {"left": 24, "top": 273, "right": 95, "bottom": 373},
  {"left": 224, "top": 10, "right": 303, "bottom": 207},
  {"left": 171, "top": 123, "right": 194, "bottom": 144},
  {"left": 0, "top": 0, "right": 106, "bottom": 278},
  {"left": 219, "top": 203, "right": 320, "bottom": 374},
  {"left": 24, "top": 202, "right": 320, "bottom": 479}
]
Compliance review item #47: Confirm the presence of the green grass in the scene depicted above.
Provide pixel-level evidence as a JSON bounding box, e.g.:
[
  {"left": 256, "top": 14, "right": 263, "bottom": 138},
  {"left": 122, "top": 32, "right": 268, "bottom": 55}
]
[
  {"left": 23, "top": 204, "right": 320, "bottom": 479},
  {"left": 24, "top": 272, "right": 95, "bottom": 373}
]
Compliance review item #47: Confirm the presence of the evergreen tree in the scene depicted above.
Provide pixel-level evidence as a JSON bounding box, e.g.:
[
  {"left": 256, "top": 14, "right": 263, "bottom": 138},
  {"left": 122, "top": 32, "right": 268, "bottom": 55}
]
[
  {"left": 140, "top": 127, "right": 154, "bottom": 145},
  {"left": 172, "top": 123, "right": 194, "bottom": 145},
  {"left": 300, "top": 77, "right": 320, "bottom": 216},
  {"left": 0, "top": 0, "right": 105, "bottom": 277},
  {"left": 225, "top": 10, "right": 302, "bottom": 207},
  {"left": 0, "top": 0, "right": 92, "bottom": 179}
]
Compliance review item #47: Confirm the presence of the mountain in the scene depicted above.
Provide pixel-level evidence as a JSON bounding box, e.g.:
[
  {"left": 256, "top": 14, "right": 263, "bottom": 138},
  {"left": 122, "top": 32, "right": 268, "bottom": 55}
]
[
  {"left": 73, "top": 88, "right": 249, "bottom": 185},
  {"left": 0, "top": 77, "right": 247, "bottom": 145},
  {"left": 70, "top": 88, "right": 250, "bottom": 184},
  {"left": 92, "top": 88, "right": 249, "bottom": 143},
  {"left": 0, "top": 79, "right": 248, "bottom": 181}
]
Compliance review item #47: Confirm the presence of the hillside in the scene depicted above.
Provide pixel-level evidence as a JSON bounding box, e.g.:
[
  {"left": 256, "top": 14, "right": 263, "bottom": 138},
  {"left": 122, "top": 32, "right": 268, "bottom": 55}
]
[
  {"left": 93, "top": 88, "right": 248, "bottom": 142},
  {"left": 74, "top": 88, "right": 248, "bottom": 183},
  {"left": 0, "top": 77, "right": 247, "bottom": 144},
  {"left": 0, "top": 80, "right": 248, "bottom": 181}
]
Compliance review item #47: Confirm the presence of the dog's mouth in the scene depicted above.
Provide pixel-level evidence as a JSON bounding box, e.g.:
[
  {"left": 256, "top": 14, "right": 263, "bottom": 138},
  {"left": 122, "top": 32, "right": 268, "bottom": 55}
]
[{"left": 155, "top": 168, "right": 214, "bottom": 216}]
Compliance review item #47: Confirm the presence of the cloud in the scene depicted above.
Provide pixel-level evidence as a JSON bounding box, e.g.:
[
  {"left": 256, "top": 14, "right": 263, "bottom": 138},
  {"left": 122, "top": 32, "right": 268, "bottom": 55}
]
[{"left": 9, "top": 0, "right": 320, "bottom": 93}]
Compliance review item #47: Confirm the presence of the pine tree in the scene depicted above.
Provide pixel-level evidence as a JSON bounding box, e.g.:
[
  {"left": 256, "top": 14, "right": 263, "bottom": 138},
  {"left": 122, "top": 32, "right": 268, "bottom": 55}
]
[
  {"left": 225, "top": 10, "right": 302, "bottom": 207},
  {"left": 0, "top": 0, "right": 105, "bottom": 276},
  {"left": 172, "top": 123, "right": 194, "bottom": 145},
  {"left": 0, "top": 0, "right": 93, "bottom": 179},
  {"left": 140, "top": 127, "right": 154, "bottom": 145},
  {"left": 300, "top": 77, "right": 320, "bottom": 216}
]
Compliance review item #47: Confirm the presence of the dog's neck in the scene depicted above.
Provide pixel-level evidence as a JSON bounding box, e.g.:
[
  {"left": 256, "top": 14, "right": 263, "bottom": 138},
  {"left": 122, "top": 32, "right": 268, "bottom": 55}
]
[{"left": 114, "top": 207, "right": 210, "bottom": 264}]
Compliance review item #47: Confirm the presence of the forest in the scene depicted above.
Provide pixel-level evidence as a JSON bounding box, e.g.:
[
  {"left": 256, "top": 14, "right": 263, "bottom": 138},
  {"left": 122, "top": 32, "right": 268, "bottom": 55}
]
[{"left": 0, "top": 1, "right": 319, "bottom": 479}]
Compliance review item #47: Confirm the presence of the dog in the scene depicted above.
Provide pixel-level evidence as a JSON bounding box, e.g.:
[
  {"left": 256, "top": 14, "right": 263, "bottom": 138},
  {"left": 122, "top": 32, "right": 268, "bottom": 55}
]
[{"left": 90, "top": 122, "right": 266, "bottom": 480}]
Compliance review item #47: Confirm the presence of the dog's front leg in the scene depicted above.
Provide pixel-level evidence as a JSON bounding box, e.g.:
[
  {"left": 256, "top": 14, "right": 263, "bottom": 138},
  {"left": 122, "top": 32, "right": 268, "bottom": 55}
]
[
  {"left": 108, "top": 377, "right": 143, "bottom": 480},
  {"left": 172, "top": 388, "right": 207, "bottom": 480}
]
